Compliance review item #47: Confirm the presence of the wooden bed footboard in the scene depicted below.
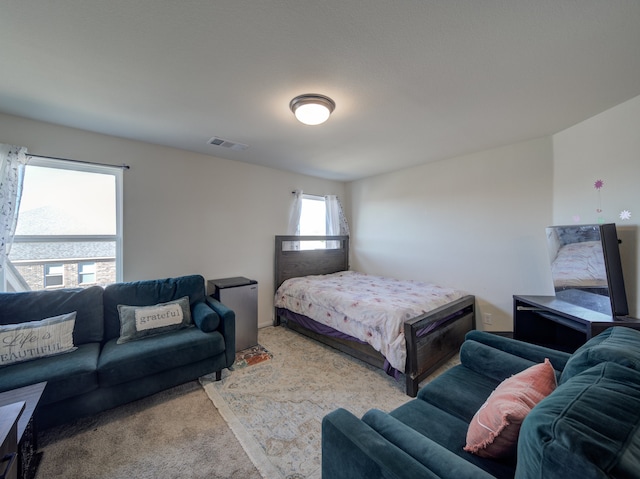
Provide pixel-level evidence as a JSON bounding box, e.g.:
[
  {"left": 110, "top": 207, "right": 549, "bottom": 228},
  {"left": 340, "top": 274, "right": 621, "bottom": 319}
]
[{"left": 404, "top": 295, "right": 475, "bottom": 396}]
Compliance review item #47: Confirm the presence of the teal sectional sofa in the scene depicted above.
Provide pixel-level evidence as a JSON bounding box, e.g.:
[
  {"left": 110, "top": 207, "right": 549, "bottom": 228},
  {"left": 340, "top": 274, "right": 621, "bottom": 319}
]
[
  {"left": 322, "top": 327, "right": 640, "bottom": 478},
  {"left": 0, "top": 274, "right": 235, "bottom": 429}
]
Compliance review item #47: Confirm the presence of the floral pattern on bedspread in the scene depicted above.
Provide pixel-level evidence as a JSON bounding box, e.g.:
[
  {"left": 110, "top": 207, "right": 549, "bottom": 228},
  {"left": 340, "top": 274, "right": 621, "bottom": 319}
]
[{"left": 274, "top": 271, "right": 466, "bottom": 373}]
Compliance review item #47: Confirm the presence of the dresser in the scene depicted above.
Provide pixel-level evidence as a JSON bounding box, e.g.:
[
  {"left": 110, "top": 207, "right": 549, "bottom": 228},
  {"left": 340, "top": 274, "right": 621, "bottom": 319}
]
[{"left": 514, "top": 291, "right": 640, "bottom": 352}]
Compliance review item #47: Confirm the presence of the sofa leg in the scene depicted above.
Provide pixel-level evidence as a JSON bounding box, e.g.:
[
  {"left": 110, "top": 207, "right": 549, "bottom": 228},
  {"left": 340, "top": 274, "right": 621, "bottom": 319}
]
[{"left": 215, "top": 370, "right": 222, "bottom": 381}]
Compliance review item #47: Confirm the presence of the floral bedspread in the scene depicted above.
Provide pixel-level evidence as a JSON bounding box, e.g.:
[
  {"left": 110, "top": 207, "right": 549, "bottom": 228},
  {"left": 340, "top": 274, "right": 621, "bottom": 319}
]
[
  {"left": 551, "top": 241, "right": 607, "bottom": 288},
  {"left": 274, "top": 271, "right": 467, "bottom": 373}
]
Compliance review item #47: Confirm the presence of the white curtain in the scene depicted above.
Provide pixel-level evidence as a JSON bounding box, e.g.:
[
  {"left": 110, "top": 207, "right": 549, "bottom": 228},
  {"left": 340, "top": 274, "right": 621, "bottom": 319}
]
[
  {"left": 284, "top": 189, "right": 303, "bottom": 250},
  {"left": 287, "top": 189, "right": 303, "bottom": 235},
  {"left": 0, "top": 144, "right": 28, "bottom": 270},
  {"left": 325, "top": 195, "right": 350, "bottom": 236},
  {"left": 325, "top": 195, "right": 350, "bottom": 249}
]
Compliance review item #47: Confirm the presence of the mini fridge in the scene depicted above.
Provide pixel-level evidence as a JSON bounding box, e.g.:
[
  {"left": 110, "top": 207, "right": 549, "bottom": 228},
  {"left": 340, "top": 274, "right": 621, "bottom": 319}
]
[{"left": 208, "top": 277, "right": 258, "bottom": 351}]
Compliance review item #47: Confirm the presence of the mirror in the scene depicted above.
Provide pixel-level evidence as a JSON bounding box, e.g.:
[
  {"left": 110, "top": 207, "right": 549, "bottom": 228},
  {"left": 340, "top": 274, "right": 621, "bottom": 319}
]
[{"left": 546, "top": 223, "right": 629, "bottom": 318}]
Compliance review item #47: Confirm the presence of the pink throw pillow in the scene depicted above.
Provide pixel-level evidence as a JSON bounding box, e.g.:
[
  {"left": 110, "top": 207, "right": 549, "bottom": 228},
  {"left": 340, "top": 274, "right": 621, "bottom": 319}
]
[{"left": 464, "top": 358, "right": 557, "bottom": 458}]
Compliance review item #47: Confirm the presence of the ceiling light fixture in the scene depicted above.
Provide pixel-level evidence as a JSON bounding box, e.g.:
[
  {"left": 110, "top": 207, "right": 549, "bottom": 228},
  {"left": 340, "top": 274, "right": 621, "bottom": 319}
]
[{"left": 289, "top": 94, "right": 335, "bottom": 125}]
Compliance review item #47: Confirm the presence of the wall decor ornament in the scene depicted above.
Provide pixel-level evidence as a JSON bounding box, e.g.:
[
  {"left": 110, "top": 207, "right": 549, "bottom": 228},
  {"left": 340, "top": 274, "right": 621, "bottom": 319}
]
[{"left": 619, "top": 210, "right": 632, "bottom": 221}]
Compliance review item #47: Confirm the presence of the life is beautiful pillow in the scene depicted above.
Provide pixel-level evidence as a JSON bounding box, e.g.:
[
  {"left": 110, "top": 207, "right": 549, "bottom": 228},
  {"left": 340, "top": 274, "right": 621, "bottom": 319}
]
[
  {"left": 0, "top": 312, "right": 77, "bottom": 366},
  {"left": 464, "top": 358, "right": 557, "bottom": 458},
  {"left": 117, "top": 296, "right": 192, "bottom": 344}
]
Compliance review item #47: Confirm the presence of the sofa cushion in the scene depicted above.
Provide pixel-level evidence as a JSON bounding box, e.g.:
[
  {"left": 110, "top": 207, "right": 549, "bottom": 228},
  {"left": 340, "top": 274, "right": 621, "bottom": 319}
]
[
  {"left": 464, "top": 358, "right": 557, "bottom": 458},
  {"left": 389, "top": 397, "right": 517, "bottom": 479},
  {"left": 517, "top": 362, "right": 640, "bottom": 479},
  {"left": 560, "top": 326, "right": 640, "bottom": 384},
  {"left": 0, "top": 312, "right": 77, "bottom": 366},
  {"left": 103, "top": 275, "right": 206, "bottom": 341},
  {"left": 0, "top": 343, "right": 100, "bottom": 405},
  {"left": 98, "top": 327, "right": 224, "bottom": 387},
  {"left": 418, "top": 364, "right": 500, "bottom": 422},
  {"left": 116, "top": 296, "right": 192, "bottom": 344},
  {"left": 0, "top": 286, "right": 104, "bottom": 344}
]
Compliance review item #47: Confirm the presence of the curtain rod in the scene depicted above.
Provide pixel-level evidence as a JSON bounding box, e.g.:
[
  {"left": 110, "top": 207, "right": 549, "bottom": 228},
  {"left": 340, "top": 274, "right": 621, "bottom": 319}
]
[
  {"left": 28, "top": 153, "right": 130, "bottom": 170},
  {"left": 291, "top": 191, "right": 325, "bottom": 197}
]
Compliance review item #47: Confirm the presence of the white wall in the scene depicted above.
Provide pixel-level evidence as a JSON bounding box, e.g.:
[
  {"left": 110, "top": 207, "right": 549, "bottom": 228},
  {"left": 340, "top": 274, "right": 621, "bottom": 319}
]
[
  {"left": 0, "top": 112, "right": 345, "bottom": 327},
  {"left": 552, "top": 94, "right": 640, "bottom": 317},
  {"left": 347, "top": 138, "right": 554, "bottom": 331},
  {"left": 5, "top": 95, "right": 637, "bottom": 333}
]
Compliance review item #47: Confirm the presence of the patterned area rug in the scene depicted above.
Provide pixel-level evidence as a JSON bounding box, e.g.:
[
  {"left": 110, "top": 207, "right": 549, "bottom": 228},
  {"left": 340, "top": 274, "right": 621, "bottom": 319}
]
[
  {"left": 232, "top": 344, "right": 274, "bottom": 370},
  {"left": 200, "top": 326, "right": 459, "bottom": 479}
]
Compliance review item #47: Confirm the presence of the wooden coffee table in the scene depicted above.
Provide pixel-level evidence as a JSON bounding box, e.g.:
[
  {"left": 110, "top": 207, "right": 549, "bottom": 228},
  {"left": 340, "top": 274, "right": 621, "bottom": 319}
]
[{"left": 0, "top": 382, "right": 46, "bottom": 479}]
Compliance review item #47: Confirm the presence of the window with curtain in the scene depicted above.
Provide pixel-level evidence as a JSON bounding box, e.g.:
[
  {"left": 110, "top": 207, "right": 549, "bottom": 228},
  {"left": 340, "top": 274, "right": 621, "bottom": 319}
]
[
  {"left": 287, "top": 190, "right": 349, "bottom": 250},
  {"left": 2, "top": 156, "right": 123, "bottom": 292}
]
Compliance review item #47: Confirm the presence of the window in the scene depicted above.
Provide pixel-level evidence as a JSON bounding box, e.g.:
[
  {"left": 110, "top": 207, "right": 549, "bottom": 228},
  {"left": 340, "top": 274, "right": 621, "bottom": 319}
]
[
  {"left": 78, "top": 262, "right": 96, "bottom": 285},
  {"left": 2, "top": 157, "right": 123, "bottom": 292},
  {"left": 300, "top": 194, "right": 326, "bottom": 231},
  {"left": 44, "top": 263, "right": 64, "bottom": 288},
  {"left": 298, "top": 195, "right": 326, "bottom": 250}
]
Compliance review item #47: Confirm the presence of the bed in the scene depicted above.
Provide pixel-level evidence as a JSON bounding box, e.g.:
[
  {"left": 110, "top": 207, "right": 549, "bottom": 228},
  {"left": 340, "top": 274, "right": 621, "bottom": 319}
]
[
  {"left": 546, "top": 226, "right": 608, "bottom": 294},
  {"left": 273, "top": 235, "right": 475, "bottom": 397}
]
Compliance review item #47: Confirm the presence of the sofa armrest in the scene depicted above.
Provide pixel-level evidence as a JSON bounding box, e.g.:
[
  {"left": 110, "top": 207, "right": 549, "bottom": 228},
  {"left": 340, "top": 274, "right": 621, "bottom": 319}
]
[
  {"left": 205, "top": 297, "right": 236, "bottom": 367},
  {"left": 465, "top": 331, "right": 570, "bottom": 371},
  {"left": 322, "top": 408, "right": 442, "bottom": 479}
]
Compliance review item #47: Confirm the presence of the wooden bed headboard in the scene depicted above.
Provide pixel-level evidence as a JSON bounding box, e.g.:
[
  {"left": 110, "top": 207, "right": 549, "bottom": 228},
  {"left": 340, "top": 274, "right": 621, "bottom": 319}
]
[{"left": 274, "top": 235, "right": 350, "bottom": 291}]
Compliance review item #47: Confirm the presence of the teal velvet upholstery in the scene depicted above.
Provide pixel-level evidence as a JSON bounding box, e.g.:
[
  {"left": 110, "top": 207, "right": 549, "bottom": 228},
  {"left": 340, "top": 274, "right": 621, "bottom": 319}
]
[
  {"left": 0, "top": 285, "right": 104, "bottom": 344},
  {"left": 560, "top": 326, "right": 640, "bottom": 384},
  {"left": 206, "top": 296, "right": 236, "bottom": 366},
  {"left": 459, "top": 339, "right": 564, "bottom": 384},
  {"left": 0, "top": 343, "right": 100, "bottom": 404},
  {"left": 192, "top": 300, "right": 220, "bottom": 332},
  {"left": 322, "top": 327, "right": 640, "bottom": 479},
  {"left": 416, "top": 364, "right": 498, "bottom": 421},
  {"left": 363, "top": 409, "right": 497, "bottom": 479},
  {"left": 0, "top": 274, "right": 235, "bottom": 430},
  {"left": 322, "top": 408, "right": 442, "bottom": 479},
  {"left": 465, "top": 330, "right": 571, "bottom": 372},
  {"left": 102, "top": 274, "right": 207, "bottom": 341},
  {"left": 518, "top": 362, "right": 640, "bottom": 478},
  {"left": 98, "top": 328, "right": 224, "bottom": 387}
]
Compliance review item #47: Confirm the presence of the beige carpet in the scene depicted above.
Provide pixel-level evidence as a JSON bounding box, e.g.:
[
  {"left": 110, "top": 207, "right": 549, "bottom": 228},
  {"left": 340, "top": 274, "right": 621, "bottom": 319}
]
[
  {"left": 200, "top": 326, "right": 459, "bottom": 479},
  {"left": 35, "top": 381, "right": 261, "bottom": 479}
]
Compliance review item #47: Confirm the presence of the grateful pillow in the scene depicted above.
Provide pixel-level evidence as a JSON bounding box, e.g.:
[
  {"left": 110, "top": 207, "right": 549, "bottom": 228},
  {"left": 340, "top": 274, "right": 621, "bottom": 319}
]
[
  {"left": 464, "top": 358, "right": 557, "bottom": 458},
  {"left": 0, "top": 312, "right": 77, "bottom": 366},
  {"left": 117, "top": 296, "right": 192, "bottom": 344}
]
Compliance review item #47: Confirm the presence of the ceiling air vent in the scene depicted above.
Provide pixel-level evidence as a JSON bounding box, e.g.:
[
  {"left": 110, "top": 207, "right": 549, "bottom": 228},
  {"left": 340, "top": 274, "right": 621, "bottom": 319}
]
[{"left": 207, "top": 136, "right": 249, "bottom": 151}]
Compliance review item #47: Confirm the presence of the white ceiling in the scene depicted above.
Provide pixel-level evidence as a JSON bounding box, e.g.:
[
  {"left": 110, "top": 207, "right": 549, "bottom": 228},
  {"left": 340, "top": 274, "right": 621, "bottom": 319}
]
[{"left": 1, "top": 1, "right": 639, "bottom": 181}]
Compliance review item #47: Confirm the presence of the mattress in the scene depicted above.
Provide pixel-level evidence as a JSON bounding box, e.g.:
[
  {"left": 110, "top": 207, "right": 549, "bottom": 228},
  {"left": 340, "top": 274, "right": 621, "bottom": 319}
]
[{"left": 274, "top": 271, "right": 467, "bottom": 372}]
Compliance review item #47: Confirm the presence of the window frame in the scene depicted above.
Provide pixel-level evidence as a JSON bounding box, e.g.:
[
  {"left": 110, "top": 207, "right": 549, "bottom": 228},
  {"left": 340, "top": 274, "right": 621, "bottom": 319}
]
[
  {"left": 78, "top": 261, "right": 97, "bottom": 285},
  {"left": 1, "top": 156, "right": 123, "bottom": 291},
  {"left": 44, "top": 263, "right": 64, "bottom": 288}
]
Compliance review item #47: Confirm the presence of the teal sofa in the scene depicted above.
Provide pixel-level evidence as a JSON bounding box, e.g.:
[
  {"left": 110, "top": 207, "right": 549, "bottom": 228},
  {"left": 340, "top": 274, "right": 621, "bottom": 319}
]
[
  {"left": 322, "top": 327, "right": 640, "bottom": 478},
  {"left": 0, "top": 275, "right": 235, "bottom": 429}
]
